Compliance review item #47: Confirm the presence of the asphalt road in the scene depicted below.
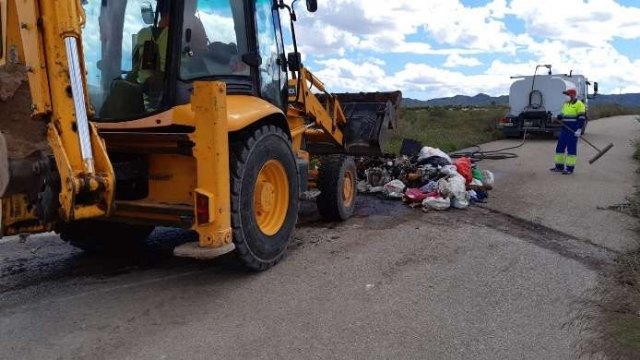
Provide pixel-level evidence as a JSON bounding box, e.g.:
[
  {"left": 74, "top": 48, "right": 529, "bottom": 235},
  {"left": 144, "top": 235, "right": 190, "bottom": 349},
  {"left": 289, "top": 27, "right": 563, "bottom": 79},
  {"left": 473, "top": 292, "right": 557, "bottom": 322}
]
[{"left": 1, "top": 115, "right": 638, "bottom": 360}]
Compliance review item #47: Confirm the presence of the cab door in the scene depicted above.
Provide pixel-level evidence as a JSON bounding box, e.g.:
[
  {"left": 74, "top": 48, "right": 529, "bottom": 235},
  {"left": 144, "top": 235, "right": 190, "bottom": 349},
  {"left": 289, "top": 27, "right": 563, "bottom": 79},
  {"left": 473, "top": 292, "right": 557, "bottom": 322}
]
[{"left": 254, "top": 0, "right": 287, "bottom": 109}]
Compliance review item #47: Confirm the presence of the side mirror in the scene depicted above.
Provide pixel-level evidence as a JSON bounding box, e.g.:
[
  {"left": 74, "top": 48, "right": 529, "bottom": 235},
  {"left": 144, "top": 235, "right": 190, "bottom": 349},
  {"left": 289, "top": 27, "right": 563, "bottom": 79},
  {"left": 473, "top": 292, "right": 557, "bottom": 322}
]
[
  {"left": 593, "top": 82, "right": 599, "bottom": 95},
  {"left": 306, "top": 0, "right": 317, "bottom": 12},
  {"left": 287, "top": 52, "right": 302, "bottom": 71},
  {"left": 141, "top": 2, "right": 154, "bottom": 25}
]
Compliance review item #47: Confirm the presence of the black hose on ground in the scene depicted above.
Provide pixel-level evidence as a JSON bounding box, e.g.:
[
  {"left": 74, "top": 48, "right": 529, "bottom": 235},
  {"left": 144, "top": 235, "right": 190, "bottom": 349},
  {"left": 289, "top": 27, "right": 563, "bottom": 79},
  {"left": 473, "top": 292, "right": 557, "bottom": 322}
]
[{"left": 449, "top": 129, "right": 528, "bottom": 161}]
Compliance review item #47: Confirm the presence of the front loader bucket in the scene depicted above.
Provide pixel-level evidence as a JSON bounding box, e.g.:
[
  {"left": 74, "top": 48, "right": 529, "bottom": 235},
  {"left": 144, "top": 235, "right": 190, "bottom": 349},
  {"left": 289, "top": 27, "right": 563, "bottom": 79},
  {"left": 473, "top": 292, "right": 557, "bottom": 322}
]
[{"left": 335, "top": 91, "right": 402, "bottom": 156}]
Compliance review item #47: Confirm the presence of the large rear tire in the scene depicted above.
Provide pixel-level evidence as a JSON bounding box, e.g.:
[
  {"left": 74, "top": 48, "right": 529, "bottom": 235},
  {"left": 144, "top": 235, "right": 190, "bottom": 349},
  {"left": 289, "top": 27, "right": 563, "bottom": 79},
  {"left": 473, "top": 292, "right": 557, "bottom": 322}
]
[
  {"left": 316, "top": 155, "right": 357, "bottom": 221},
  {"left": 230, "top": 125, "right": 299, "bottom": 271},
  {"left": 59, "top": 221, "right": 155, "bottom": 254}
]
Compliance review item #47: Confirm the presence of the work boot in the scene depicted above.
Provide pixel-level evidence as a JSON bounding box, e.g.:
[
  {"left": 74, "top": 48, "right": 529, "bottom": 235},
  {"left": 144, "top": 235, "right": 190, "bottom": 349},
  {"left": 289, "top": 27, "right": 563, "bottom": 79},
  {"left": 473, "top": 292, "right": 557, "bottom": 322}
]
[
  {"left": 550, "top": 167, "right": 564, "bottom": 172},
  {"left": 563, "top": 165, "right": 575, "bottom": 175}
]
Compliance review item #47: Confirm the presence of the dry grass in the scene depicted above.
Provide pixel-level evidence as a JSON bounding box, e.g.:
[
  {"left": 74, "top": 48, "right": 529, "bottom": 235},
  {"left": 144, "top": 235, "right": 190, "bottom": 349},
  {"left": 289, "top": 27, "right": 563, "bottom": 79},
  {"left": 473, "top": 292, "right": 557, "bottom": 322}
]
[
  {"left": 385, "top": 106, "right": 506, "bottom": 154},
  {"left": 568, "top": 253, "right": 640, "bottom": 360},
  {"left": 568, "top": 141, "right": 640, "bottom": 359},
  {"left": 590, "top": 104, "right": 640, "bottom": 120}
]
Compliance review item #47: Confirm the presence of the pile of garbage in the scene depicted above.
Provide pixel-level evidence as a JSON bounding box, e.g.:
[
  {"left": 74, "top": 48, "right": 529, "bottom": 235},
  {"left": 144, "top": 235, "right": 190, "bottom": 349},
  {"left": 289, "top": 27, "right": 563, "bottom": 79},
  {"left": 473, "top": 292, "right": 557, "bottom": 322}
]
[{"left": 356, "top": 146, "right": 495, "bottom": 211}]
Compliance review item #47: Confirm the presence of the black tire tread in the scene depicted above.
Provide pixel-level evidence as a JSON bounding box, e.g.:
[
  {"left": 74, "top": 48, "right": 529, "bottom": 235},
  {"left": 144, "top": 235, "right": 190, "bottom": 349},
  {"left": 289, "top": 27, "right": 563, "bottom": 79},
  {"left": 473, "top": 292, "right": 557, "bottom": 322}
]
[
  {"left": 316, "top": 154, "right": 356, "bottom": 221},
  {"left": 229, "top": 124, "right": 298, "bottom": 271}
]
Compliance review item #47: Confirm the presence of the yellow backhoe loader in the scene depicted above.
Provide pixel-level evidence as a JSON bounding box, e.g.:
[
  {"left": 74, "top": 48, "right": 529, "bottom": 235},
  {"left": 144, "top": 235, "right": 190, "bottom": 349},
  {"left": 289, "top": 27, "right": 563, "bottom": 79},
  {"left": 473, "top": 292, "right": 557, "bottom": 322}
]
[{"left": 0, "top": 0, "right": 401, "bottom": 270}]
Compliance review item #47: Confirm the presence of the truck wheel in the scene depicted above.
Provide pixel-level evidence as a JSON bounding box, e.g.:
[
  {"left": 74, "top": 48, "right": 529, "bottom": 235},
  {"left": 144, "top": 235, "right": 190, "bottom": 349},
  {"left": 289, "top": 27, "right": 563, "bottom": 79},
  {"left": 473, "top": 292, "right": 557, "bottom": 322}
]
[
  {"left": 316, "top": 155, "right": 357, "bottom": 221},
  {"left": 59, "top": 221, "right": 155, "bottom": 254},
  {"left": 230, "top": 125, "right": 299, "bottom": 271}
]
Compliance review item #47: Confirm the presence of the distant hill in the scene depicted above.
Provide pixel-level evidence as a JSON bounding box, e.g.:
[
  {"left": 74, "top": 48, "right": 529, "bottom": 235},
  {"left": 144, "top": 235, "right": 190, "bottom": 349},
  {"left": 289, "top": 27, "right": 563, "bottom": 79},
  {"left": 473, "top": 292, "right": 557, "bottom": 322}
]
[
  {"left": 589, "top": 93, "right": 640, "bottom": 108},
  {"left": 403, "top": 93, "right": 640, "bottom": 108}
]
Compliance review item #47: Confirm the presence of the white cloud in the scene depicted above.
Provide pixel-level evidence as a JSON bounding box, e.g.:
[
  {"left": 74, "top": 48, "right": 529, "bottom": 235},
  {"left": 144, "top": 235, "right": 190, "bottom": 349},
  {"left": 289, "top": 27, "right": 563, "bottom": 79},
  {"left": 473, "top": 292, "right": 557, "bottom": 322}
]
[
  {"left": 311, "top": 59, "right": 512, "bottom": 99},
  {"left": 443, "top": 54, "right": 483, "bottom": 68},
  {"left": 297, "top": 0, "right": 518, "bottom": 56},
  {"left": 295, "top": 0, "right": 640, "bottom": 98},
  {"left": 508, "top": 0, "right": 640, "bottom": 45},
  {"left": 78, "top": 0, "right": 640, "bottom": 100}
]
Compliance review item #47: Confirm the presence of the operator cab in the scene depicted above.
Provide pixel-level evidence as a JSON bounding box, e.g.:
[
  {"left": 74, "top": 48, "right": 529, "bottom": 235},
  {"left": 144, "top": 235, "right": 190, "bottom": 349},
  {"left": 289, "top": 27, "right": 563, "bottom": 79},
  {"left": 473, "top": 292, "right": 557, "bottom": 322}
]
[{"left": 81, "top": 0, "right": 292, "bottom": 122}]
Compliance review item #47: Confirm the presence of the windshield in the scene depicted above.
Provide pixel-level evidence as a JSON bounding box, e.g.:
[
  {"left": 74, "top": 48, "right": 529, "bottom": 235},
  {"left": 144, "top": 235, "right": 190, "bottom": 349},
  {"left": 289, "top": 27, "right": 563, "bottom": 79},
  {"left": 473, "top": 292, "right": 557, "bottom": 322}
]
[{"left": 82, "top": 0, "right": 171, "bottom": 120}]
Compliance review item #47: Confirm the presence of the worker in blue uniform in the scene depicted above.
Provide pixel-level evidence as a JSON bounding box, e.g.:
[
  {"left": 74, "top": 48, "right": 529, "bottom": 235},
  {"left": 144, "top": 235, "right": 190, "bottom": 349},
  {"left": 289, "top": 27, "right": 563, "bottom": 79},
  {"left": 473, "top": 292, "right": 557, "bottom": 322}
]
[{"left": 551, "top": 88, "right": 586, "bottom": 175}]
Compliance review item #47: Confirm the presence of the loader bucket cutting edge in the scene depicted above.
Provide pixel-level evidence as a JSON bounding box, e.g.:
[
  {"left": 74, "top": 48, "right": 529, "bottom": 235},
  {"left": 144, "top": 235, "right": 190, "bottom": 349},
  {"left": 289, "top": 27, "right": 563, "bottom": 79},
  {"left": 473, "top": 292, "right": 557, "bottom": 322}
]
[{"left": 336, "top": 91, "right": 402, "bottom": 156}]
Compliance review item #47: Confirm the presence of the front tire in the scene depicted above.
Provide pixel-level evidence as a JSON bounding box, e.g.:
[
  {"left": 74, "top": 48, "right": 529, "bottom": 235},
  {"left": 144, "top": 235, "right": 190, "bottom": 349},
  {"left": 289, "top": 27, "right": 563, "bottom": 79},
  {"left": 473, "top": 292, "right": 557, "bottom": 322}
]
[
  {"left": 316, "top": 155, "right": 357, "bottom": 221},
  {"left": 229, "top": 125, "right": 299, "bottom": 271}
]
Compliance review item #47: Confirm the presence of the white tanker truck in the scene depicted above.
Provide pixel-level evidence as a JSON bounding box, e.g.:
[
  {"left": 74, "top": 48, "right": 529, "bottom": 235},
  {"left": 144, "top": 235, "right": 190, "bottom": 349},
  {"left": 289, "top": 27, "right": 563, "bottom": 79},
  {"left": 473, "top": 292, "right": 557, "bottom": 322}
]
[{"left": 498, "top": 65, "right": 598, "bottom": 138}]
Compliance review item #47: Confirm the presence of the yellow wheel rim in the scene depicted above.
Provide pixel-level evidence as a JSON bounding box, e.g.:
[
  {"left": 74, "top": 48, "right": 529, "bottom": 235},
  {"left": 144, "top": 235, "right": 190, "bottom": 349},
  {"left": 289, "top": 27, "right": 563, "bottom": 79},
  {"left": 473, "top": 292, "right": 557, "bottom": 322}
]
[
  {"left": 343, "top": 169, "right": 355, "bottom": 208},
  {"left": 254, "top": 160, "right": 289, "bottom": 236}
]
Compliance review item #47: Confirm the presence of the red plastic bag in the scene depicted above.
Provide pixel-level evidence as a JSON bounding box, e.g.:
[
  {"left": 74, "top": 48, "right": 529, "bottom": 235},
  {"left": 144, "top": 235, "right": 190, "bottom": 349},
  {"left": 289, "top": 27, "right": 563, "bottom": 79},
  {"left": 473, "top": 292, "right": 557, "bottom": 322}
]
[
  {"left": 454, "top": 157, "right": 473, "bottom": 184},
  {"left": 405, "top": 188, "right": 427, "bottom": 203}
]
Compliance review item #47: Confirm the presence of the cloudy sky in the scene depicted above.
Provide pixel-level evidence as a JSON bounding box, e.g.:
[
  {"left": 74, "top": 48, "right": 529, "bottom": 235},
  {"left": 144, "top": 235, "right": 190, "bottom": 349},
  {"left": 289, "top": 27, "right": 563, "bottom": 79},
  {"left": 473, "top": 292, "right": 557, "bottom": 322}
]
[{"left": 291, "top": 0, "right": 640, "bottom": 100}]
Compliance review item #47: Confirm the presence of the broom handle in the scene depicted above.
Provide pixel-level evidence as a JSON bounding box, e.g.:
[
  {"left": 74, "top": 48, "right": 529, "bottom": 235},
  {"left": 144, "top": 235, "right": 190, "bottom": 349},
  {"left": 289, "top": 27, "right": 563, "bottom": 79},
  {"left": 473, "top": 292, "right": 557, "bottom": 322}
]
[{"left": 557, "top": 121, "right": 601, "bottom": 152}]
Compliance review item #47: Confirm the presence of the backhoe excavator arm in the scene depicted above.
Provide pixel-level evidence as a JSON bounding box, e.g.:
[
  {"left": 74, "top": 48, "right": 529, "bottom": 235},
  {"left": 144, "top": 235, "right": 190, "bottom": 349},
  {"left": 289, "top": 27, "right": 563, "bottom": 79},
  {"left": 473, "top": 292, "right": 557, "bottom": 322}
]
[{"left": 0, "top": 0, "right": 114, "bottom": 225}]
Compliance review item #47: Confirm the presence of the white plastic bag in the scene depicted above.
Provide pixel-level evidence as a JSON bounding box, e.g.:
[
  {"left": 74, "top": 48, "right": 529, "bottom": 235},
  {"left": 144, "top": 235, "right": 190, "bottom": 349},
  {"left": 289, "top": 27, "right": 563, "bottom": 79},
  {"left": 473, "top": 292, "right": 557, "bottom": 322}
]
[
  {"left": 448, "top": 174, "right": 467, "bottom": 200},
  {"left": 467, "top": 190, "right": 478, "bottom": 199},
  {"left": 423, "top": 195, "right": 451, "bottom": 211},
  {"left": 438, "top": 178, "right": 451, "bottom": 197},
  {"left": 383, "top": 179, "right": 406, "bottom": 198},
  {"left": 439, "top": 164, "right": 459, "bottom": 177},
  {"left": 417, "top": 146, "right": 452, "bottom": 164},
  {"left": 451, "top": 197, "right": 470, "bottom": 209},
  {"left": 481, "top": 170, "right": 495, "bottom": 186}
]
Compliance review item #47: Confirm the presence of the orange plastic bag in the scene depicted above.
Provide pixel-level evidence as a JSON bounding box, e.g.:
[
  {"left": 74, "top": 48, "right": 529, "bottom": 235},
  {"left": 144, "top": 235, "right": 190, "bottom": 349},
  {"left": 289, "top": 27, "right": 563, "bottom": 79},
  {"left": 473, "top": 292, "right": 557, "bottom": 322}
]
[{"left": 453, "top": 157, "right": 473, "bottom": 184}]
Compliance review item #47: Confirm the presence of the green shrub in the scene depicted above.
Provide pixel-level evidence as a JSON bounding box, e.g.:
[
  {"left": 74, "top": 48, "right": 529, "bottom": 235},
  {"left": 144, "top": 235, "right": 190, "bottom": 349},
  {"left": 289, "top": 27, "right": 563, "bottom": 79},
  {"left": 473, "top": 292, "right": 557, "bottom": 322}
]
[
  {"left": 589, "top": 104, "right": 640, "bottom": 120},
  {"left": 385, "top": 106, "right": 506, "bottom": 154}
]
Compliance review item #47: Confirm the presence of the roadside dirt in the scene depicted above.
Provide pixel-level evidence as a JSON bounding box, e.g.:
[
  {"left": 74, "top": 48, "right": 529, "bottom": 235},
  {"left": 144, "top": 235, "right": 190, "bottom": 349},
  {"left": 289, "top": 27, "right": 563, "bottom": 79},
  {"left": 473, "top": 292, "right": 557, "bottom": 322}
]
[{"left": 0, "top": 64, "right": 49, "bottom": 158}]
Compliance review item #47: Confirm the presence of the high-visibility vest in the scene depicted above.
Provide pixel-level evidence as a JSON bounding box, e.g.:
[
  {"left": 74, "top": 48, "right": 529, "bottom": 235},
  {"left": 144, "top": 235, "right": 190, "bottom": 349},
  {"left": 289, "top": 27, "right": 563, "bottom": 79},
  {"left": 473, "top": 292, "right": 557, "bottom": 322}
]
[
  {"left": 561, "top": 100, "right": 586, "bottom": 121},
  {"left": 133, "top": 26, "right": 168, "bottom": 84}
]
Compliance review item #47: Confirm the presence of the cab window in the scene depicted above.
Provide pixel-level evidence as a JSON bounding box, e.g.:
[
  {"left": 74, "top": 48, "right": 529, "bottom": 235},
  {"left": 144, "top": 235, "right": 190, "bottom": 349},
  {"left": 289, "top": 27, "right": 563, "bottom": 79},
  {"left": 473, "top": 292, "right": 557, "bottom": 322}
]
[
  {"left": 180, "top": 0, "right": 250, "bottom": 80},
  {"left": 255, "top": 0, "right": 285, "bottom": 108},
  {"left": 81, "top": 0, "right": 171, "bottom": 120}
]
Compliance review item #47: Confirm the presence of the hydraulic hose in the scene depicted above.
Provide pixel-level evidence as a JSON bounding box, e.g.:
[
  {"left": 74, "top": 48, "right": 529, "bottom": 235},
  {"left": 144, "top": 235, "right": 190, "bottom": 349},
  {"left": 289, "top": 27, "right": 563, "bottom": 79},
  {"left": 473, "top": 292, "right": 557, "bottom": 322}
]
[{"left": 449, "top": 129, "right": 528, "bottom": 161}]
